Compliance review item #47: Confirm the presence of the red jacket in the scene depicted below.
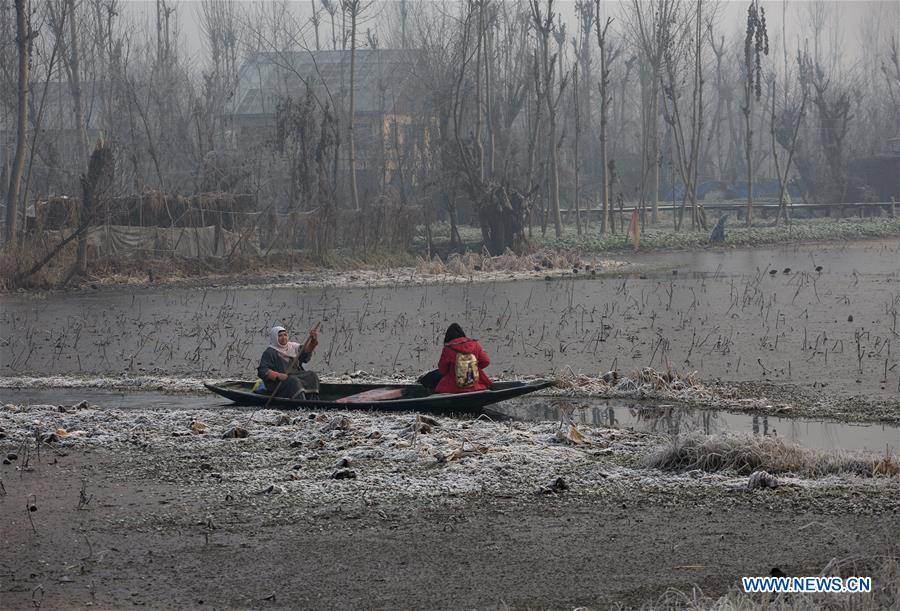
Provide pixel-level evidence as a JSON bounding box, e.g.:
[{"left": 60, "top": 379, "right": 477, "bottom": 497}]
[{"left": 435, "top": 337, "right": 492, "bottom": 393}]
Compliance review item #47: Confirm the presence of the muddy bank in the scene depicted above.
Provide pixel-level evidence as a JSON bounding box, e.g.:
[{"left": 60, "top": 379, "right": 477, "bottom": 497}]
[
  {"left": 711, "top": 380, "right": 900, "bottom": 425},
  {"left": 1, "top": 405, "right": 897, "bottom": 609},
  {"left": 2, "top": 249, "right": 628, "bottom": 295},
  {"left": 1, "top": 454, "right": 896, "bottom": 609},
  {"left": 1, "top": 401, "right": 896, "bottom": 510}
]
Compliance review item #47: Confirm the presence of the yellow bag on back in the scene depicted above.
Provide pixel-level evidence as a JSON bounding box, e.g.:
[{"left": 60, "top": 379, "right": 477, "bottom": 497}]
[{"left": 454, "top": 352, "right": 479, "bottom": 388}]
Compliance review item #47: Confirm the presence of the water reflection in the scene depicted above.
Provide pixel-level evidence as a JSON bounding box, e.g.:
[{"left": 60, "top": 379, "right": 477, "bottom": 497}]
[
  {"left": 752, "top": 415, "right": 770, "bottom": 436},
  {"left": 495, "top": 398, "right": 899, "bottom": 454}
]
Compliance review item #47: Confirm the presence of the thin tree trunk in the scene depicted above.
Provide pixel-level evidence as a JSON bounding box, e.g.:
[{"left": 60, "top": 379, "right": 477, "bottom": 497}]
[
  {"left": 573, "top": 63, "right": 581, "bottom": 235},
  {"left": 771, "top": 86, "right": 784, "bottom": 226},
  {"left": 329, "top": 6, "right": 337, "bottom": 50},
  {"left": 5, "top": 0, "right": 31, "bottom": 248},
  {"left": 638, "top": 68, "right": 649, "bottom": 221},
  {"left": 548, "top": 118, "right": 561, "bottom": 237},
  {"left": 485, "top": 20, "right": 495, "bottom": 177},
  {"left": 474, "top": 2, "right": 484, "bottom": 180},
  {"left": 66, "top": 0, "right": 89, "bottom": 171},
  {"left": 311, "top": 0, "right": 321, "bottom": 50},
  {"left": 60, "top": 0, "right": 93, "bottom": 273},
  {"left": 21, "top": 36, "right": 63, "bottom": 242},
  {"left": 525, "top": 70, "right": 541, "bottom": 238},
  {"left": 400, "top": 0, "right": 407, "bottom": 48},
  {"left": 710, "top": 35, "right": 725, "bottom": 180},
  {"left": 650, "top": 79, "right": 659, "bottom": 224},
  {"left": 773, "top": 84, "right": 808, "bottom": 226},
  {"left": 348, "top": 3, "right": 360, "bottom": 210},
  {"left": 745, "top": 82, "right": 753, "bottom": 226},
  {"left": 690, "top": 0, "right": 703, "bottom": 230},
  {"left": 595, "top": 12, "right": 611, "bottom": 235},
  {"left": 532, "top": 0, "right": 562, "bottom": 238}
]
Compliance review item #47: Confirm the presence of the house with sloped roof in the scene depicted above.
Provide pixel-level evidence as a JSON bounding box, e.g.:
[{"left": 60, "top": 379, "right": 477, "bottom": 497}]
[
  {"left": 230, "top": 49, "right": 430, "bottom": 199},
  {"left": 848, "top": 135, "right": 900, "bottom": 203}
]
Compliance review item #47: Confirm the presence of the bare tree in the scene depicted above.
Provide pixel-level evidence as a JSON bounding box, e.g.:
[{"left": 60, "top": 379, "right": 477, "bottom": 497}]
[
  {"left": 593, "top": 1, "right": 613, "bottom": 235},
  {"left": 49, "top": 0, "right": 90, "bottom": 168},
  {"left": 5, "top": 0, "right": 33, "bottom": 248},
  {"left": 342, "top": 0, "right": 374, "bottom": 210},
  {"left": 531, "top": 0, "right": 567, "bottom": 238},
  {"left": 708, "top": 28, "right": 727, "bottom": 180},
  {"left": 472, "top": 0, "right": 486, "bottom": 180},
  {"left": 45, "top": 0, "right": 95, "bottom": 269},
  {"left": 571, "top": 59, "right": 581, "bottom": 234},
  {"left": 572, "top": 0, "right": 593, "bottom": 235},
  {"left": 320, "top": 0, "right": 338, "bottom": 50},
  {"left": 883, "top": 35, "right": 900, "bottom": 125},
  {"left": 525, "top": 47, "right": 542, "bottom": 236},
  {"left": 660, "top": 0, "right": 707, "bottom": 232},
  {"left": 810, "top": 61, "right": 854, "bottom": 207},
  {"left": 805, "top": 0, "right": 827, "bottom": 68},
  {"left": 308, "top": 0, "right": 322, "bottom": 50},
  {"left": 742, "top": 0, "right": 768, "bottom": 226},
  {"left": 627, "top": 0, "right": 677, "bottom": 225},
  {"left": 198, "top": 0, "right": 242, "bottom": 153},
  {"left": 450, "top": 2, "right": 531, "bottom": 254},
  {"left": 771, "top": 57, "right": 808, "bottom": 226}
]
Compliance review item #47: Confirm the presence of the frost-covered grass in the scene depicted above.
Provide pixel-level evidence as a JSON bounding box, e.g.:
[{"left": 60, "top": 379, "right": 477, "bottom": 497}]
[
  {"left": 414, "top": 249, "right": 582, "bottom": 274},
  {"left": 538, "top": 217, "right": 900, "bottom": 253},
  {"left": 418, "top": 217, "right": 900, "bottom": 258},
  {"left": 642, "top": 432, "right": 897, "bottom": 478},
  {"left": 649, "top": 557, "right": 899, "bottom": 610},
  {"left": 0, "top": 400, "right": 644, "bottom": 505},
  {"left": 2, "top": 396, "right": 897, "bottom": 520},
  {"left": 0, "top": 374, "right": 209, "bottom": 392}
]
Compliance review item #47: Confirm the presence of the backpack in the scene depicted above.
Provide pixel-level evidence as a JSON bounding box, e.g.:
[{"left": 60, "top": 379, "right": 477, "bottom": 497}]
[{"left": 454, "top": 352, "right": 479, "bottom": 388}]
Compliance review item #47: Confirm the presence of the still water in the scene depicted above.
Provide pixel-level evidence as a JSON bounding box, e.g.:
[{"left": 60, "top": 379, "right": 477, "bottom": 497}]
[{"left": 494, "top": 397, "right": 899, "bottom": 454}]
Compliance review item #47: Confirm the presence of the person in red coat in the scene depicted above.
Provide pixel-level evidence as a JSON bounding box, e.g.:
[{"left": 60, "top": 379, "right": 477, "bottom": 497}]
[{"left": 434, "top": 323, "right": 493, "bottom": 393}]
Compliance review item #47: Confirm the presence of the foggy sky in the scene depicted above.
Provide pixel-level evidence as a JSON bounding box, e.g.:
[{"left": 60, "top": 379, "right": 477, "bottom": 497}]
[{"left": 118, "top": 0, "right": 898, "bottom": 77}]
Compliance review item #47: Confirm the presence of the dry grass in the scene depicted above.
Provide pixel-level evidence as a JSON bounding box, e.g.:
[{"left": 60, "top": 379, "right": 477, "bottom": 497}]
[
  {"left": 551, "top": 367, "right": 716, "bottom": 403},
  {"left": 642, "top": 432, "right": 895, "bottom": 477},
  {"left": 0, "top": 236, "right": 79, "bottom": 290},
  {"left": 632, "top": 366, "right": 703, "bottom": 390},
  {"left": 0, "top": 237, "right": 264, "bottom": 291},
  {"left": 645, "top": 557, "right": 899, "bottom": 610}
]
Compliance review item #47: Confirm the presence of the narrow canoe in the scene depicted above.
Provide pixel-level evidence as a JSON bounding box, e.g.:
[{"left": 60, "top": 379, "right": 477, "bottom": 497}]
[{"left": 204, "top": 379, "right": 553, "bottom": 414}]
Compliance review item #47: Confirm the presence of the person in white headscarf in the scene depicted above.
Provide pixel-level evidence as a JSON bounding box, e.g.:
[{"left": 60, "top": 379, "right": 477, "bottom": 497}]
[{"left": 257, "top": 325, "right": 320, "bottom": 399}]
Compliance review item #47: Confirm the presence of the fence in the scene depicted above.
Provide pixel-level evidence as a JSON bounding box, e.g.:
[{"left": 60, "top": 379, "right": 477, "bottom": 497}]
[{"left": 30, "top": 192, "right": 257, "bottom": 231}]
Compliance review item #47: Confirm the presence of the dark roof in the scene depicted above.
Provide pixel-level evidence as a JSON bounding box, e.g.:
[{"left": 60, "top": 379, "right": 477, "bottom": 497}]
[{"left": 232, "top": 49, "right": 422, "bottom": 116}]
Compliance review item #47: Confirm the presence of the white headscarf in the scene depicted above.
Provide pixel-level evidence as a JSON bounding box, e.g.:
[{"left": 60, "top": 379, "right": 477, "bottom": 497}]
[{"left": 269, "top": 325, "right": 302, "bottom": 359}]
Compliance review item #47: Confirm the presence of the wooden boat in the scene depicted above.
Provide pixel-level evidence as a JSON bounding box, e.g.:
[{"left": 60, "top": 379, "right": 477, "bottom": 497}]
[{"left": 204, "top": 379, "right": 553, "bottom": 414}]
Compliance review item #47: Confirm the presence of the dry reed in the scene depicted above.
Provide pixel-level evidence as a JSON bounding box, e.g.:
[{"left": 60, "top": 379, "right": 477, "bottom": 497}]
[
  {"left": 644, "top": 557, "right": 899, "bottom": 610},
  {"left": 642, "top": 432, "right": 894, "bottom": 477}
]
